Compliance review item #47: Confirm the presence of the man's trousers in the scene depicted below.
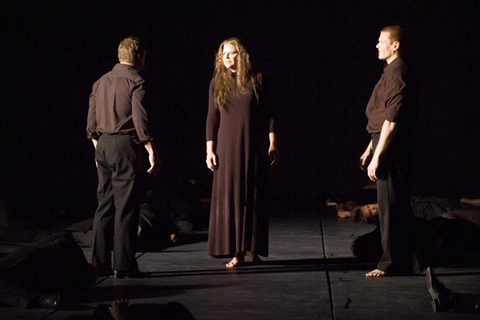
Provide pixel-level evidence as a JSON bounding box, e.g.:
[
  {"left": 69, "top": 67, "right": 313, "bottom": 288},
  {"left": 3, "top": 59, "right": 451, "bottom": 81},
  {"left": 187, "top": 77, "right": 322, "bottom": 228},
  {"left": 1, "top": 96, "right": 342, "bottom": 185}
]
[{"left": 92, "top": 134, "right": 141, "bottom": 273}]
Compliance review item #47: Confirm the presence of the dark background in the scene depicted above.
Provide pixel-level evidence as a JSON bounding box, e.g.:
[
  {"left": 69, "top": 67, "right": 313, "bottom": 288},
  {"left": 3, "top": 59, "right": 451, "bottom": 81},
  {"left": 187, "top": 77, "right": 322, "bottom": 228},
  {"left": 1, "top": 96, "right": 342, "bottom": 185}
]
[{"left": 2, "top": 1, "right": 479, "bottom": 220}]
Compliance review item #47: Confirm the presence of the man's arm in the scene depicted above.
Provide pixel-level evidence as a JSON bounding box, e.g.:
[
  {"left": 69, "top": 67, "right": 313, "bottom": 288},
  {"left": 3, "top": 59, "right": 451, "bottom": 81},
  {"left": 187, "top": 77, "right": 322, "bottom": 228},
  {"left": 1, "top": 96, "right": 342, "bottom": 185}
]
[{"left": 367, "top": 120, "right": 398, "bottom": 181}]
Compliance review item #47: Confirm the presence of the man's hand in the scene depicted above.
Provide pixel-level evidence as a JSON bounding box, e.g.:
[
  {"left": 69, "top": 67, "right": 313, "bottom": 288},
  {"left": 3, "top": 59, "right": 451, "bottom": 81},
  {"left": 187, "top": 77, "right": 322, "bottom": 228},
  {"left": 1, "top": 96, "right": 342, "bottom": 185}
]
[
  {"left": 364, "top": 120, "right": 397, "bottom": 181},
  {"left": 359, "top": 153, "right": 372, "bottom": 171},
  {"left": 92, "top": 139, "right": 98, "bottom": 167},
  {"left": 359, "top": 142, "right": 373, "bottom": 171},
  {"left": 147, "top": 153, "right": 161, "bottom": 175},
  {"left": 144, "top": 141, "right": 160, "bottom": 175},
  {"left": 367, "top": 156, "right": 379, "bottom": 181}
]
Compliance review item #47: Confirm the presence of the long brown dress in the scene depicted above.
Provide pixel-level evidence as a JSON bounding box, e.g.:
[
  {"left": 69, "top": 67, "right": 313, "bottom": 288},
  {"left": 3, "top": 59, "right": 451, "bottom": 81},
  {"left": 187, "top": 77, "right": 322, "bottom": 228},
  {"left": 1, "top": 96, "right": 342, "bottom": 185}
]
[{"left": 206, "top": 73, "right": 274, "bottom": 257}]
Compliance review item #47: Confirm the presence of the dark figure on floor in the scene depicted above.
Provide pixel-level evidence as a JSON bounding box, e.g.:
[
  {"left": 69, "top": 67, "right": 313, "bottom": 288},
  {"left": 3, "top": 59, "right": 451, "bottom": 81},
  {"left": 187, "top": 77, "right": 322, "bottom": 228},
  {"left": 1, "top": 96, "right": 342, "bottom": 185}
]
[
  {"left": 347, "top": 196, "right": 480, "bottom": 223},
  {"left": 328, "top": 183, "right": 378, "bottom": 217},
  {"left": 358, "top": 26, "right": 416, "bottom": 277},
  {"left": 205, "top": 38, "right": 279, "bottom": 268},
  {"left": 142, "top": 178, "right": 208, "bottom": 233},
  {"left": 352, "top": 210, "right": 480, "bottom": 270},
  {"left": 68, "top": 179, "right": 209, "bottom": 251},
  {"left": 137, "top": 201, "right": 180, "bottom": 250},
  {"left": 0, "top": 232, "right": 96, "bottom": 309},
  {"left": 65, "top": 299, "right": 196, "bottom": 320},
  {"left": 86, "top": 37, "right": 160, "bottom": 279},
  {"left": 426, "top": 267, "right": 480, "bottom": 313}
]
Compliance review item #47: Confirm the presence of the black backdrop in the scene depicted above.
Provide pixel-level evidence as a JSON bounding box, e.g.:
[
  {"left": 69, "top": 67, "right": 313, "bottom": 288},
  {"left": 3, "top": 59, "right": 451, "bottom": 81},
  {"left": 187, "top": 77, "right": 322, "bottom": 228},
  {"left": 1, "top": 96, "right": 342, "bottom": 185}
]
[{"left": 2, "top": 1, "right": 479, "bottom": 218}]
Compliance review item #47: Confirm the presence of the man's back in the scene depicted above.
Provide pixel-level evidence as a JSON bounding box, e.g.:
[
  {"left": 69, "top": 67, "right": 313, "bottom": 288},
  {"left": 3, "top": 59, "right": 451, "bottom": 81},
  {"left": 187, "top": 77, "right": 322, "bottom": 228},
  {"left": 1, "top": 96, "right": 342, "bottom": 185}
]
[{"left": 87, "top": 63, "right": 150, "bottom": 143}]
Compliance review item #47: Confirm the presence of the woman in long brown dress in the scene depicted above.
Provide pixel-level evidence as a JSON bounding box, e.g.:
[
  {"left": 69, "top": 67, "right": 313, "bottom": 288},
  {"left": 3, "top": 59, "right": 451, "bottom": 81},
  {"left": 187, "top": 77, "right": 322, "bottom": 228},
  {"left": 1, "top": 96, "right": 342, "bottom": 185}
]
[{"left": 205, "top": 38, "right": 279, "bottom": 267}]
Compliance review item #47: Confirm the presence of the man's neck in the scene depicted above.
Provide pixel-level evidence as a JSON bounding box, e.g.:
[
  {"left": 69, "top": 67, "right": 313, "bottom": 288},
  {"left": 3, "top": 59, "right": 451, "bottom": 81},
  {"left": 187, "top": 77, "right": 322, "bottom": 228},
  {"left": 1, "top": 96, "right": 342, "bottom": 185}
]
[{"left": 386, "top": 54, "right": 399, "bottom": 65}]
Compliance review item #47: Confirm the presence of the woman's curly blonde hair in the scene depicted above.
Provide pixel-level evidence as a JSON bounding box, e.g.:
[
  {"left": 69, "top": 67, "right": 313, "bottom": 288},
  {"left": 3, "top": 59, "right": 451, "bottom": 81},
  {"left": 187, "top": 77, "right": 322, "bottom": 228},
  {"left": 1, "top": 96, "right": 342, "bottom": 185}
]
[{"left": 213, "top": 38, "right": 258, "bottom": 108}]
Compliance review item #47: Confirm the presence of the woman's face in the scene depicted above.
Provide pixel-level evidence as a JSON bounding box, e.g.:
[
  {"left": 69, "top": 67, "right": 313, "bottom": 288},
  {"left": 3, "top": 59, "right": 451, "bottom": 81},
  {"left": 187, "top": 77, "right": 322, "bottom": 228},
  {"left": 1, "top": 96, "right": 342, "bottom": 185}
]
[{"left": 222, "top": 43, "right": 238, "bottom": 72}]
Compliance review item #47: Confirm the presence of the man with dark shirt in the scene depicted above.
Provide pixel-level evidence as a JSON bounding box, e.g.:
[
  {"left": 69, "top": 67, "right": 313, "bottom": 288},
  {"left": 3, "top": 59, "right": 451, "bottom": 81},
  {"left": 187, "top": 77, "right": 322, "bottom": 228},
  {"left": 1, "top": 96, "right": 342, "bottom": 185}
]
[
  {"left": 359, "top": 26, "right": 415, "bottom": 277},
  {"left": 87, "top": 37, "right": 160, "bottom": 279}
]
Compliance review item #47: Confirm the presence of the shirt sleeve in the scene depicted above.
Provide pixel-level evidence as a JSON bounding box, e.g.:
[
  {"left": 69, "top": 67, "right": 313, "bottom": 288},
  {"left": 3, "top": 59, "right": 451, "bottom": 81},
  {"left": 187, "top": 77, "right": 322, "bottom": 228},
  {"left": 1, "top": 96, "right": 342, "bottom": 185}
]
[
  {"left": 384, "top": 74, "right": 407, "bottom": 122},
  {"left": 86, "top": 84, "right": 99, "bottom": 140},
  {"left": 131, "top": 82, "right": 153, "bottom": 143},
  {"left": 206, "top": 79, "right": 220, "bottom": 142}
]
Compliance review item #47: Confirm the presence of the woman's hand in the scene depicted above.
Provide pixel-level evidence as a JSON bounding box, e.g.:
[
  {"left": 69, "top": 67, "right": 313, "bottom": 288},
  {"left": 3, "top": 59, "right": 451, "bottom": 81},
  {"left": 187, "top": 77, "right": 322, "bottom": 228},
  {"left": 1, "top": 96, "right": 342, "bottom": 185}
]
[
  {"left": 269, "top": 144, "right": 279, "bottom": 166},
  {"left": 206, "top": 150, "right": 218, "bottom": 171},
  {"left": 268, "top": 133, "right": 279, "bottom": 166}
]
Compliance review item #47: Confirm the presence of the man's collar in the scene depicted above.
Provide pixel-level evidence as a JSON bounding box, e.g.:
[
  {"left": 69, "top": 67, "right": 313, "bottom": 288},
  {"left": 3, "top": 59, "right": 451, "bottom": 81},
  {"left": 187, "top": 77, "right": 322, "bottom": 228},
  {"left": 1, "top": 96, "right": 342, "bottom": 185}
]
[
  {"left": 384, "top": 56, "right": 402, "bottom": 70},
  {"left": 119, "top": 61, "right": 134, "bottom": 67}
]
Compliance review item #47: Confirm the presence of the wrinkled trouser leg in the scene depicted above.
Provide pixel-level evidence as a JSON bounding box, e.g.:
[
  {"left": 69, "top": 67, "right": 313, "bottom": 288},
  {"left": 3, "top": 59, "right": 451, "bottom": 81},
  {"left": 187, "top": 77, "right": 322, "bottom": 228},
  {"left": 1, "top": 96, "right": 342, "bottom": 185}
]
[
  {"left": 373, "top": 133, "right": 414, "bottom": 275},
  {"left": 92, "top": 135, "right": 140, "bottom": 272}
]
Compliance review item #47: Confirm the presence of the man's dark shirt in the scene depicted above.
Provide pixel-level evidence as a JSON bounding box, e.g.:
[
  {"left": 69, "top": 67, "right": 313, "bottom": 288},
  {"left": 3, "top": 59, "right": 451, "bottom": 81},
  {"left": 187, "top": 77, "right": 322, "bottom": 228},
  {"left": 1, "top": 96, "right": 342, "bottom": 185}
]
[
  {"left": 365, "top": 57, "right": 408, "bottom": 134},
  {"left": 87, "top": 63, "right": 152, "bottom": 143}
]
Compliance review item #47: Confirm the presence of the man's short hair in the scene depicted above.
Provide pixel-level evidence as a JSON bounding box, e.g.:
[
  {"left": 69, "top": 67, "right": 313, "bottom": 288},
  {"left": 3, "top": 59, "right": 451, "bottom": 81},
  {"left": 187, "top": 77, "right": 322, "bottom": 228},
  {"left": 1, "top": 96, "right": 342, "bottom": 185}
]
[
  {"left": 381, "top": 26, "right": 403, "bottom": 44},
  {"left": 118, "top": 37, "right": 144, "bottom": 63}
]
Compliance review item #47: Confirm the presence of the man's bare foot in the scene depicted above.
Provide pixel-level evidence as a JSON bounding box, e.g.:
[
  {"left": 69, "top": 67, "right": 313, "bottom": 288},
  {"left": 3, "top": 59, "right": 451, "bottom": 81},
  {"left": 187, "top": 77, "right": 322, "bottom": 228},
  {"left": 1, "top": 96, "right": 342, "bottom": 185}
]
[
  {"left": 226, "top": 256, "right": 245, "bottom": 268},
  {"left": 109, "top": 299, "right": 129, "bottom": 320},
  {"left": 366, "top": 269, "right": 387, "bottom": 277}
]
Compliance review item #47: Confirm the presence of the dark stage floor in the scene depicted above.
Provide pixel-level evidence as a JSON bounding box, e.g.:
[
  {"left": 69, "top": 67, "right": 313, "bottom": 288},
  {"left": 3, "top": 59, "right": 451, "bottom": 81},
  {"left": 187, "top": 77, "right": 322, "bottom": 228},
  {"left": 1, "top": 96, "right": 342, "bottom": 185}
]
[{"left": 1, "top": 196, "right": 479, "bottom": 319}]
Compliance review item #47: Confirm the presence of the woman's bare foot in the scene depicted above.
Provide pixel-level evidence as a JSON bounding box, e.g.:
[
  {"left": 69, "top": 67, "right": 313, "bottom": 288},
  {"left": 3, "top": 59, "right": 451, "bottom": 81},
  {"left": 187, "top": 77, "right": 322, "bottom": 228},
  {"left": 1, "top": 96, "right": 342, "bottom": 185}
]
[
  {"left": 366, "top": 269, "right": 387, "bottom": 277},
  {"left": 226, "top": 256, "right": 245, "bottom": 268}
]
